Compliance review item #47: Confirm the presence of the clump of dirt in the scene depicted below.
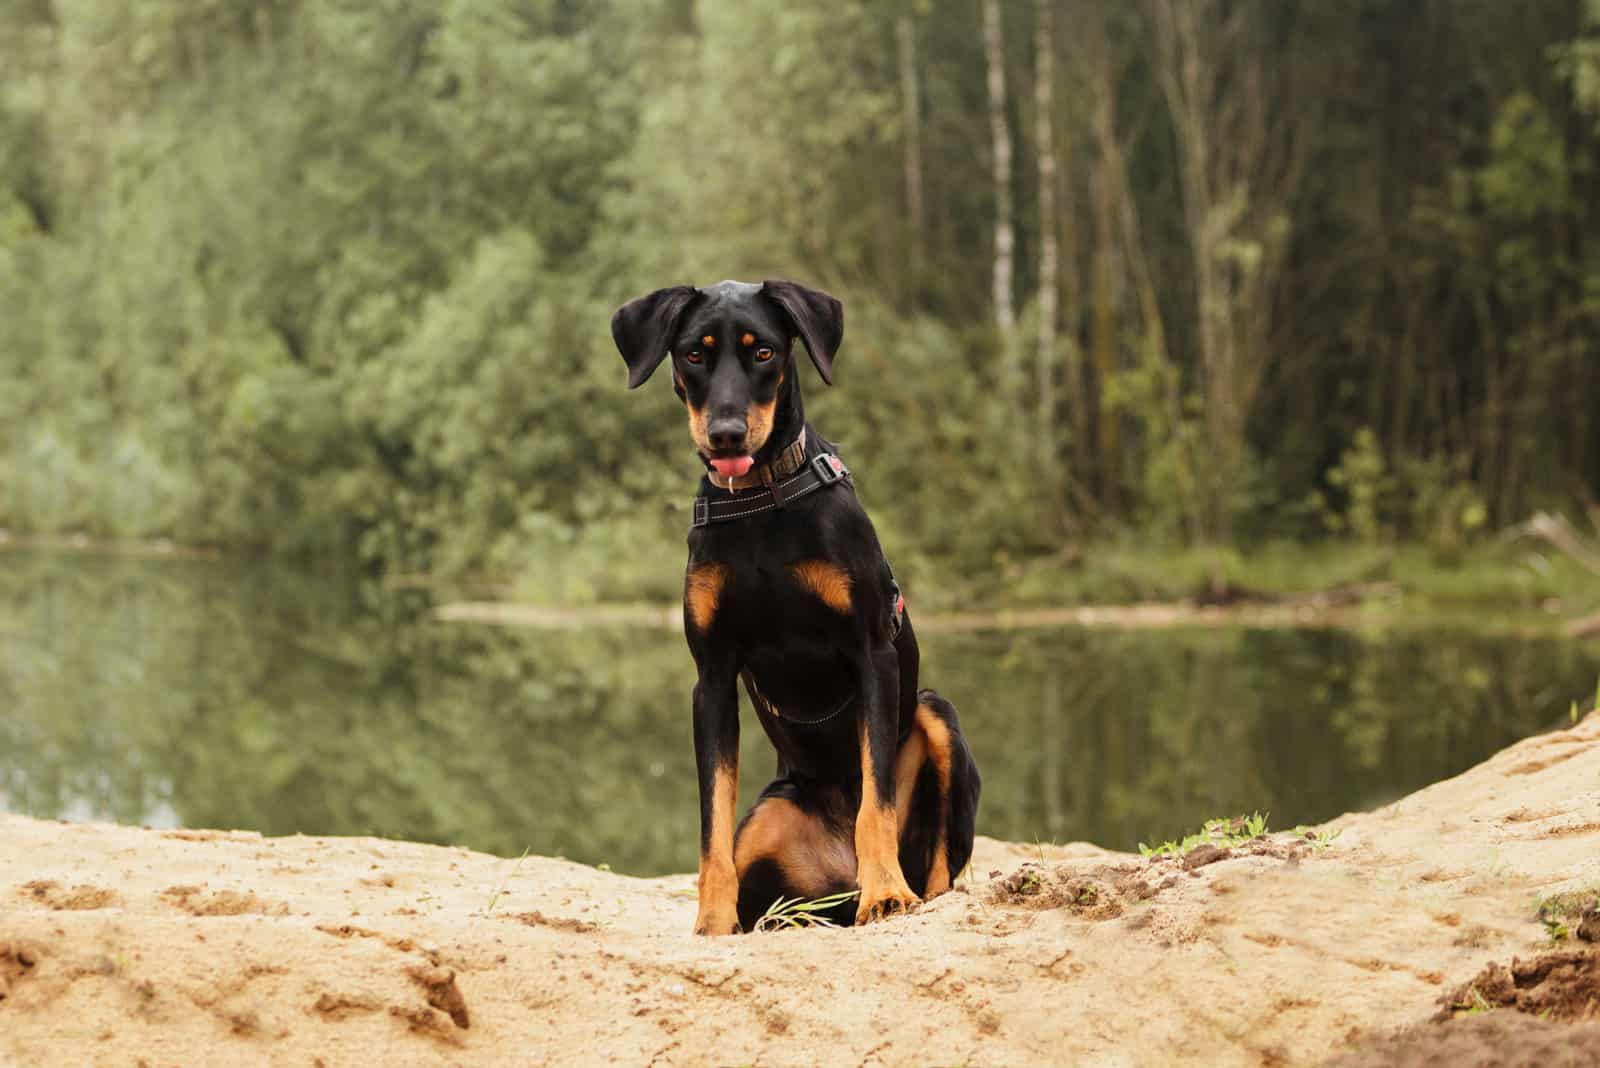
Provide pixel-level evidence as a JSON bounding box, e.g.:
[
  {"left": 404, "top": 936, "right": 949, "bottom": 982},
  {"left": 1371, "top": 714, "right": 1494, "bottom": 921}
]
[
  {"left": 510, "top": 910, "right": 602, "bottom": 934},
  {"left": 1326, "top": 1014, "right": 1600, "bottom": 1068},
  {"left": 311, "top": 992, "right": 382, "bottom": 1019},
  {"left": 19, "top": 879, "right": 120, "bottom": 911},
  {"left": 1181, "top": 844, "right": 1232, "bottom": 871},
  {"left": 389, "top": 1005, "right": 464, "bottom": 1046},
  {"left": 406, "top": 965, "right": 469, "bottom": 1029},
  {"left": 1436, "top": 949, "right": 1600, "bottom": 1022},
  {"left": 0, "top": 942, "right": 39, "bottom": 1001},
  {"left": 160, "top": 885, "right": 281, "bottom": 917},
  {"left": 988, "top": 863, "right": 1127, "bottom": 920}
]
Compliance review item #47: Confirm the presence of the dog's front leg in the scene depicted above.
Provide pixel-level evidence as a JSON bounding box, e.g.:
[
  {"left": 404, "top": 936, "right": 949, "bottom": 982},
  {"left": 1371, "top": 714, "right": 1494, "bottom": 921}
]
[
  {"left": 854, "top": 645, "right": 919, "bottom": 925},
  {"left": 691, "top": 662, "right": 741, "bottom": 935}
]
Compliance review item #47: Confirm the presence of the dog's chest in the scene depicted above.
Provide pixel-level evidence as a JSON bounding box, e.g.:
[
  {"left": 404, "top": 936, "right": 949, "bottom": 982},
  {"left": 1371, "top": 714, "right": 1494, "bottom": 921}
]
[{"left": 717, "top": 557, "right": 857, "bottom": 630}]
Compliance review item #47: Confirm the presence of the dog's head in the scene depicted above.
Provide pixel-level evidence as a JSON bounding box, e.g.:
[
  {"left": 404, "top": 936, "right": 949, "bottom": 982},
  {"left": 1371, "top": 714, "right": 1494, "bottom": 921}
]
[{"left": 610, "top": 279, "right": 842, "bottom": 478}]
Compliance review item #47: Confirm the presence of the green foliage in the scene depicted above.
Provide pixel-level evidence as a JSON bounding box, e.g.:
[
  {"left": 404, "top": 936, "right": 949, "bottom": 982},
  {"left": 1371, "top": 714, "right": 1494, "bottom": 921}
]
[
  {"left": 1324, "top": 428, "right": 1389, "bottom": 544},
  {"left": 1, "top": 2, "right": 1597, "bottom": 581},
  {"left": 1139, "top": 811, "right": 1269, "bottom": 859}
]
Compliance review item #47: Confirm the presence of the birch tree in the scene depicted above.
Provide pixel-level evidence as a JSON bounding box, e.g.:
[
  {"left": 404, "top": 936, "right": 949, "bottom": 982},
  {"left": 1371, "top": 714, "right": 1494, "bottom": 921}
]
[
  {"left": 897, "top": 9, "right": 925, "bottom": 292},
  {"left": 981, "top": 0, "right": 1017, "bottom": 387},
  {"left": 1034, "top": 0, "right": 1059, "bottom": 476}
]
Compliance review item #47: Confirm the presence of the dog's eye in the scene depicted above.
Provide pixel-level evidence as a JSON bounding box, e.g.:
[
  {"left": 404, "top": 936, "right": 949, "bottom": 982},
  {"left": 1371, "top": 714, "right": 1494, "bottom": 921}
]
[
  {"left": 684, "top": 350, "right": 703, "bottom": 365},
  {"left": 754, "top": 347, "right": 774, "bottom": 363}
]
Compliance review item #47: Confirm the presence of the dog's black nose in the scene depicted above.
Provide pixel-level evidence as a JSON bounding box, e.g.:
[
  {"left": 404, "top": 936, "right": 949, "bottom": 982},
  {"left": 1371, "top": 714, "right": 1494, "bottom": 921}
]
[{"left": 708, "top": 417, "right": 747, "bottom": 452}]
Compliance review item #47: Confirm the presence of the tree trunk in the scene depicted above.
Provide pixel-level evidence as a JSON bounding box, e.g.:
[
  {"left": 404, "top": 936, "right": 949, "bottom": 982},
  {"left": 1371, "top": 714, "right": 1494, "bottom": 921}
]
[
  {"left": 896, "top": 11, "right": 925, "bottom": 295},
  {"left": 981, "top": 0, "right": 1017, "bottom": 380},
  {"left": 1145, "top": 0, "right": 1307, "bottom": 546},
  {"left": 1088, "top": 48, "right": 1121, "bottom": 514},
  {"left": 1034, "top": 0, "right": 1059, "bottom": 480}
]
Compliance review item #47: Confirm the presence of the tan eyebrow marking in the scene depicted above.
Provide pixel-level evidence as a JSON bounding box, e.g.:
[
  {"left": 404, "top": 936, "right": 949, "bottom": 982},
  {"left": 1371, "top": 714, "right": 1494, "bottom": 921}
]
[
  {"left": 702, "top": 335, "right": 716, "bottom": 347},
  {"left": 741, "top": 332, "right": 755, "bottom": 347}
]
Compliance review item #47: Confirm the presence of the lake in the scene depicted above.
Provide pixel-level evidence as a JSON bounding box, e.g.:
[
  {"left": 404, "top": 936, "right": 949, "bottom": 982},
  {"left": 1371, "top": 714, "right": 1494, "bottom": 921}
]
[{"left": 3, "top": 549, "right": 1596, "bottom": 875}]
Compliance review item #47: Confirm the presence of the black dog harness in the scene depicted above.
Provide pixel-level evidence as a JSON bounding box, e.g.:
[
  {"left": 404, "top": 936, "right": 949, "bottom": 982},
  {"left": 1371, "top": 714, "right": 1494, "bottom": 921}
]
[
  {"left": 690, "top": 452, "right": 853, "bottom": 527},
  {"left": 690, "top": 450, "right": 905, "bottom": 641}
]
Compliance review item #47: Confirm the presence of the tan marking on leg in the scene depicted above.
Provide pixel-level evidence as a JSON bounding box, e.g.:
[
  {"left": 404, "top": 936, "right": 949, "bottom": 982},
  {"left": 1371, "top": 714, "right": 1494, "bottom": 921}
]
[
  {"left": 893, "top": 727, "right": 928, "bottom": 833},
  {"left": 685, "top": 563, "right": 729, "bottom": 632},
  {"left": 916, "top": 704, "right": 955, "bottom": 795},
  {"left": 855, "top": 721, "right": 919, "bottom": 924},
  {"left": 695, "top": 762, "right": 739, "bottom": 935},
  {"left": 916, "top": 704, "right": 956, "bottom": 896},
  {"left": 890, "top": 706, "right": 957, "bottom": 898},
  {"left": 736, "top": 799, "right": 854, "bottom": 899},
  {"left": 788, "top": 560, "right": 852, "bottom": 614}
]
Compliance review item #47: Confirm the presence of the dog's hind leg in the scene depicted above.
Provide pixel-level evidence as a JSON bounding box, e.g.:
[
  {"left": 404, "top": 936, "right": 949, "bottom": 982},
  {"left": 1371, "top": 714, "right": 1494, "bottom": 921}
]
[
  {"left": 733, "top": 791, "right": 856, "bottom": 931},
  {"left": 893, "top": 691, "right": 981, "bottom": 898}
]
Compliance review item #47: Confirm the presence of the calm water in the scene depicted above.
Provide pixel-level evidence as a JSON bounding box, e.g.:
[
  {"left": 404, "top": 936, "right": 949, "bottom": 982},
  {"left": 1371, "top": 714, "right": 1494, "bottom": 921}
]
[{"left": 3, "top": 550, "right": 1596, "bottom": 875}]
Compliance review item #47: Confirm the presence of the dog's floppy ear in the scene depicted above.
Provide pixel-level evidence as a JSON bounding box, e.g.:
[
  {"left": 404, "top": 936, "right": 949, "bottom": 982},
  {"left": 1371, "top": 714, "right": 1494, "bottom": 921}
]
[
  {"left": 611, "top": 285, "right": 699, "bottom": 389},
  {"left": 762, "top": 279, "right": 843, "bottom": 386}
]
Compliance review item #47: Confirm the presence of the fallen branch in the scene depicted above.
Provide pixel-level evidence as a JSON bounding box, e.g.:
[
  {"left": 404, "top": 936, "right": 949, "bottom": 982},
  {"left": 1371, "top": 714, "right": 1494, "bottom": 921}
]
[
  {"left": 1567, "top": 611, "right": 1600, "bottom": 640},
  {"left": 1506, "top": 512, "right": 1600, "bottom": 576}
]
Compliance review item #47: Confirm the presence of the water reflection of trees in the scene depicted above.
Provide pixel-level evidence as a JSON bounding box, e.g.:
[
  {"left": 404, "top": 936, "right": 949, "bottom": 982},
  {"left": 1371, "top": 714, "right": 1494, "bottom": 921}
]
[
  {"left": 3, "top": 553, "right": 1596, "bottom": 875},
  {"left": 925, "top": 626, "right": 1595, "bottom": 853}
]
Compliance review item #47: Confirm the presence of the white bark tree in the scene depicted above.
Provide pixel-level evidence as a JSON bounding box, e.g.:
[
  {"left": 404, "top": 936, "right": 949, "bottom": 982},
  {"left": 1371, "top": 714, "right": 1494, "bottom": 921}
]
[{"left": 981, "top": 0, "right": 1017, "bottom": 392}]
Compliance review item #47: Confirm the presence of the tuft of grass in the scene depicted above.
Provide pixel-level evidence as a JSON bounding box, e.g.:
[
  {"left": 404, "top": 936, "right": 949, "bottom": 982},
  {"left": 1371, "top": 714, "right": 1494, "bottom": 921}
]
[
  {"left": 484, "top": 846, "right": 531, "bottom": 913},
  {"left": 1291, "top": 825, "right": 1345, "bottom": 853},
  {"left": 1452, "top": 987, "right": 1496, "bottom": 1017},
  {"left": 753, "top": 889, "right": 860, "bottom": 932},
  {"left": 1140, "top": 811, "right": 1269, "bottom": 859},
  {"left": 1535, "top": 888, "right": 1600, "bottom": 926}
]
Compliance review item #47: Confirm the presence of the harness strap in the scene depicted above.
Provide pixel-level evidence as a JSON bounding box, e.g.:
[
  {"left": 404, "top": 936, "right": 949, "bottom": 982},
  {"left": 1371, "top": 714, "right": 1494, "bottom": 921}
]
[{"left": 691, "top": 453, "right": 851, "bottom": 528}]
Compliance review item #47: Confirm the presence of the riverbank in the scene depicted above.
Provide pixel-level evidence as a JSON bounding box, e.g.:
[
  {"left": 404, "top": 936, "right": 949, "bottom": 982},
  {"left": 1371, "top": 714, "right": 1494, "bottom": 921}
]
[
  {"left": 8, "top": 534, "right": 1599, "bottom": 635},
  {"left": 4, "top": 712, "right": 1597, "bottom": 1066}
]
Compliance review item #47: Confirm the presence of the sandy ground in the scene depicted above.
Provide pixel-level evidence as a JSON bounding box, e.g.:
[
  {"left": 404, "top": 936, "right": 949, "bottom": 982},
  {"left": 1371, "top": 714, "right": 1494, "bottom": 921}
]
[{"left": 3, "top": 713, "right": 1598, "bottom": 1067}]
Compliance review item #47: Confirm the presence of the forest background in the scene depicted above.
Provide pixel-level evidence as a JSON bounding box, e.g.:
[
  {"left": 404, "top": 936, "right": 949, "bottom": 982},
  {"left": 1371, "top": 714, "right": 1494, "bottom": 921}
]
[{"left": 3, "top": 0, "right": 1599, "bottom": 608}]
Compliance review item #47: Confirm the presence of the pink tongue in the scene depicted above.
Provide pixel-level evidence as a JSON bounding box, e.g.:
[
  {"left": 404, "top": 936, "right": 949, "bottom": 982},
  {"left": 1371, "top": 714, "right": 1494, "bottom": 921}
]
[{"left": 710, "top": 456, "right": 754, "bottom": 478}]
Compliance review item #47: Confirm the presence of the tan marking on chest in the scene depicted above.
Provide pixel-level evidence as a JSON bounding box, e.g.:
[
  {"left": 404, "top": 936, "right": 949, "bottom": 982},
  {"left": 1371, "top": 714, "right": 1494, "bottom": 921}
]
[
  {"left": 789, "top": 560, "right": 853, "bottom": 614},
  {"left": 685, "top": 563, "right": 730, "bottom": 631}
]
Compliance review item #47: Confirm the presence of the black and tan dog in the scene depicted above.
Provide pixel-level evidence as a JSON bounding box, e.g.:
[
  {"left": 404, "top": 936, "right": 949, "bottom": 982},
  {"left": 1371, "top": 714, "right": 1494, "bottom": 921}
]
[{"left": 611, "top": 279, "right": 980, "bottom": 934}]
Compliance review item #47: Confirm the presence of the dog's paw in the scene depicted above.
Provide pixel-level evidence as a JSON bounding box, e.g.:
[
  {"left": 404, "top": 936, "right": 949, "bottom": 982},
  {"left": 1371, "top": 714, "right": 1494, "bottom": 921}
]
[
  {"left": 692, "top": 906, "right": 742, "bottom": 936},
  {"left": 855, "top": 880, "right": 921, "bottom": 926}
]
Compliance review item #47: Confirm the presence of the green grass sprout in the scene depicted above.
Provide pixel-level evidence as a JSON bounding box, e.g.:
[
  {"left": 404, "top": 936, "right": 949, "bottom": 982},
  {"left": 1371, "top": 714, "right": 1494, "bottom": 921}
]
[{"left": 754, "top": 889, "right": 860, "bottom": 932}]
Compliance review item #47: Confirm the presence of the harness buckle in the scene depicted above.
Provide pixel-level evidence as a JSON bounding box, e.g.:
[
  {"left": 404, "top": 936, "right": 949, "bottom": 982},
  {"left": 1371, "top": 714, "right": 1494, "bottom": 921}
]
[
  {"left": 690, "top": 497, "right": 709, "bottom": 528},
  {"left": 811, "top": 453, "right": 849, "bottom": 485}
]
